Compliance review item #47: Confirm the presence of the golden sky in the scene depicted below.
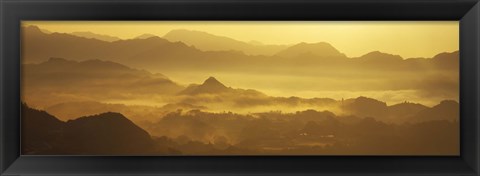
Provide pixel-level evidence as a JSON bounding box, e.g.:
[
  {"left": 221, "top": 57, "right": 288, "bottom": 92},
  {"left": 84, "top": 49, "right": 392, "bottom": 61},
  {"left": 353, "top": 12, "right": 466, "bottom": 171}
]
[{"left": 23, "top": 21, "right": 458, "bottom": 58}]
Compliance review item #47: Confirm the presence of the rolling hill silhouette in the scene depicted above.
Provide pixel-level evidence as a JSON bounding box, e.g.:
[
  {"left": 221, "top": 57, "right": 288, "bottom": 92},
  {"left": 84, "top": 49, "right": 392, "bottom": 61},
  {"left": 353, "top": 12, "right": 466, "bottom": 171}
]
[
  {"left": 70, "top": 31, "right": 122, "bottom": 42},
  {"left": 163, "top": 29, "right": 289, "bottom": 56},
  {"left": 63, "top": 112, "right": 154, "bottom": 154},
  {"left": 342, "top": 96, "right": 388, "bottom": 119},
  {"left": 43, "top": 100, "right": 207, "bottom": 127},
  {"left": 22, "top": 103, "right": 64, "bottom": 154},
  {"left": 23, "top": 25, "right": 257, "bottom": 72},
  {"left": 431, "top": 51, "right": 460, "bottom": 70},
  {"left": 22, "top": 103, "right": 158, "bottom": 155},
  {"left": 341, "top": 97, "right": 458, "bottom": 123},
  {"left": 410, "top": 100, "right": 459, "bottom": 123},
  {"left": 275, "top": 42, "right": 347, "bottom": 58},
  {"left": 23, "top": 57, "right": 184, "bottom": 107},
  {"left": 24, "top": 57, "right": 178, "bottom": 87},
  {"left": 45, "top": 101, "right": 131, "bottom": 121},
  {"left": 135, "top": 33, "right": 157, "bottom": 39},
  {"left": 23, "top": 26, "right": 201, "bottom": 64},
  {"left": 386, "top": 102, "right": 428, "bottom": 123},
  {"left": 22, "top": 25, "right": 459, "bottom": 76},
  {"left": 356, "top": 51, "right": 403, "bottom": 64}
]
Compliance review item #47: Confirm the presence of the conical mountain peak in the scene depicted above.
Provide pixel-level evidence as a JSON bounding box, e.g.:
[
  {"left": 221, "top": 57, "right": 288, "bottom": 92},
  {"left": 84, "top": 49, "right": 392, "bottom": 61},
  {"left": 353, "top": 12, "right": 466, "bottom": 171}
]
[
  {"left": 178, "top": 77, "right": 230, "bottom": 95},
  {"left": 359, "top": 51, "right": 403, "bottom": 61},
  {"left": 203, "top": 76, "right": 225, "bottom": 86}
]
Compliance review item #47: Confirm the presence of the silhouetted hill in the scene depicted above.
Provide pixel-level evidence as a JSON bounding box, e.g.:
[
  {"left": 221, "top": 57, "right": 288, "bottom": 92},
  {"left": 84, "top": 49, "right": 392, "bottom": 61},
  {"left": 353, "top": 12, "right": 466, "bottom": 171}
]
[
  {"left": 21, "top": 103, "right": 161, "bottom": 155},
  {"left": 63, "top": 112, "right": 154, "bottom": 154},
  {"left": 24, "top": 25, "right": 44, "bottom": 35},
  {"left": 356, "top": 51, "right": 403, "bottom": 64},
  {"left": 70, "top": 31, "right": 122, "bottom": 42},
  {"left": 342, "top": 96, "right": 388, "bottom": 119},
  {"left": 23, "top": 26, "right": 114, "bottom": 63},
  {"left": 23, "top": 26, "right": 202, "bottom": 65},
  {"left": 431, "top": 51, "right": 459, "bottom": 70},
  {"left": 27, "top": 57, "right": 152, "bottom": 76},
  {"left": 135, "top": 33, "right": 157, "bottom": 39},
  {"left": 178, "top": 77, "right": 265, "bottom": 97},
  {"left": 179, "top": 77, "right": 230, "bottom": 95},
  {"left": 163, "top": 29, "right": 288, "bottom": 56},
  {"left": 276, "top": 42, "right": 346, "bottom": 58},
  {"left": 23, "top": 26, "right": 258, "bottom": 72},
  {"left": 45, "top": 101, "right": 130, "bottom": 121},
  {"left": 386, "top": 102, "right": 429, "bottom": 123},
  {"left": 22, "top": 103, "right": 65, "bottom": 154},
  {"left": 45, "top": 101, "right": 207, "bottom": 126},
  {"left": 23, "top": 58, "right": 183, "bottom": 107},
  {"left": 340, "top": 97, "right": 457, "bottom": 124},
  {"left": 411, "top": 100, "right": 459, "bottom": 123}
]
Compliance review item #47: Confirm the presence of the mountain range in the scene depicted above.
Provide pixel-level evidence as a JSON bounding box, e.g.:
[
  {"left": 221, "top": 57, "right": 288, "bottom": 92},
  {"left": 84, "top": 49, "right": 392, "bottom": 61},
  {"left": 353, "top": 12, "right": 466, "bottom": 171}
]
[
  {"left": 70, "top": 31, "right": 122, "bottom": 42},
  {"left": 22, "top": 25, "right": 458, "bottom": 72},
  {"left": 163, "top": 29, "right": 289, "bottom": 56},
  {"left": 22, "top": 57, "right": 183, "bottom": 107},
  {"left": 66, "top": 29, "right": 290, "bottom": 56},
  {"left": 22, "top": 58, "right": 459, "bottom": 126},
  {"left": 21, "top": 56, "right": 459, "bottom": 124},
  {"left": 21, "top": 25, "right": 460, "bottom": 106},
  {"left": 20, "top": 25, "right": 460, "bottom": 155}
]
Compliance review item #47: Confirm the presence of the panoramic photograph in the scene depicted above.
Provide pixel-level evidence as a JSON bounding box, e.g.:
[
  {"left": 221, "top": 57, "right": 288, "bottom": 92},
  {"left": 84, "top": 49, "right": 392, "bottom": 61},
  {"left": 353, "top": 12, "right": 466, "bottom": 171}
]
[{"left": 21, "top": 21, "right": 459, "bottom": 155}]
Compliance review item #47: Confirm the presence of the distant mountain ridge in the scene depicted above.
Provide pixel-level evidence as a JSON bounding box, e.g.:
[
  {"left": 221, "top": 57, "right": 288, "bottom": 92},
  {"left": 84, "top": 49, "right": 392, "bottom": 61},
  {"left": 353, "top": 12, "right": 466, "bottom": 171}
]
[
  {"left": 135, "top": 33, "right": 157, "bottom": 39},
  {"left": 70, "top": 31, "right": 122, "bottom": 42},
  {"left": 23, "top": 25, "right": 459, "bottom": 72},
  {"left": 276, "top": 42, "right": 346, "bottom": 58},
  {"left": 356, "top": 51, "right": 403, "bottom": 63},
  {"left": 22, "top": 25, "right": 460, "bottom": 110},
  {"left": 22, "top": 57, "right": 459, "bottom": 125},
  {"left": 163, "top": 29, "right": 290, "bottom": 56},
  {"left": 22, "top": 57, "right": 184, "bottom": 107}
]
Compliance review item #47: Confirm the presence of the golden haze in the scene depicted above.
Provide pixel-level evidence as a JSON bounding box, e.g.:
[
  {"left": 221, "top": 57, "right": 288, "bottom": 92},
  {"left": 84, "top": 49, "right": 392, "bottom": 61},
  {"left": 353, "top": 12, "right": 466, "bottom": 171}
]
[
  {"left": 20, "top": 22, "right": 459, "bottom": 155},
  {"left": 24, "top": 21, "right": 458, "bottom": 58}
]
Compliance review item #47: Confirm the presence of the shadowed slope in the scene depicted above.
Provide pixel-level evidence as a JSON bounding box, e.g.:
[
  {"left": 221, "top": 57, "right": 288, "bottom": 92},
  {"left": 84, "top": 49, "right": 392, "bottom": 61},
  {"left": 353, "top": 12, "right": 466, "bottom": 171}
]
[
  {"left": 21, "top": 103, "right": 159, "bottom": 155},
  {"left": 63, "top": 112, "right": 154, "bottom": 154}
]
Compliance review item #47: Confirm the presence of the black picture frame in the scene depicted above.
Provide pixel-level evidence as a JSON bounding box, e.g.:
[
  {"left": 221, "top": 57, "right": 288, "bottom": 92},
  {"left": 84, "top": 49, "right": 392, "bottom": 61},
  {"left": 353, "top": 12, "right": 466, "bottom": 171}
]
[{"left": 1, "top": 0, "right": 479, "bottom": 175}]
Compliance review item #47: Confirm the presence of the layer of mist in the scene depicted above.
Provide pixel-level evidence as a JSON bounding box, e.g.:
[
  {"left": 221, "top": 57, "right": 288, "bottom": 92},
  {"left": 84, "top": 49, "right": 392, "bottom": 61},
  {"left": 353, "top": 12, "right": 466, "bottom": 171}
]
[{"left": 21, "top": 25, "right": 459, "bottom": 155}]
